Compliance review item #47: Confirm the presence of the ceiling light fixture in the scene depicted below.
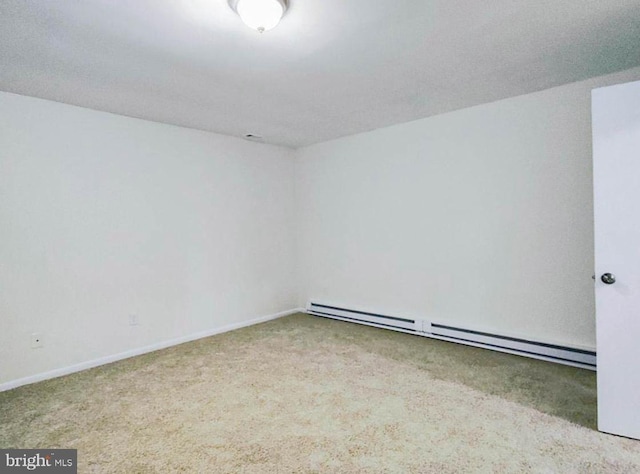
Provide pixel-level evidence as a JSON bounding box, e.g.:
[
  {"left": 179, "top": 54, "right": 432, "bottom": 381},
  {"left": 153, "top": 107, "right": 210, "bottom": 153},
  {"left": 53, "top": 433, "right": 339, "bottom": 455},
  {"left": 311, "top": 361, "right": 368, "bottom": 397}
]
[{"left": 228, "top": 0, "right": 288, "bottom": 33}]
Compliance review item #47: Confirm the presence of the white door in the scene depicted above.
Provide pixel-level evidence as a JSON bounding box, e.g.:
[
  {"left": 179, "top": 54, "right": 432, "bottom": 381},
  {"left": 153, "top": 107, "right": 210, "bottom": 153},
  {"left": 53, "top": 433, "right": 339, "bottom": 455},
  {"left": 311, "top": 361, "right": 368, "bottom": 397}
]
[{"left": 592, "top": 79, "right": 640, "bottom": 440}]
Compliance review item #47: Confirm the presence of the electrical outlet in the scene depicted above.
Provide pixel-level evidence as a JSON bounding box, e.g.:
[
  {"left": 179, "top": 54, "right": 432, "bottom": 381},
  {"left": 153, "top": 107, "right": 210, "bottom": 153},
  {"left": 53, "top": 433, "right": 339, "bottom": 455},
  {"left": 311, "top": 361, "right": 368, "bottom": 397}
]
[
  {"left": 31, "top": 333, "right": 44, "bottom": 349},
  {"left": 129, "top": 314, "right": 139, "bottom": 326}
]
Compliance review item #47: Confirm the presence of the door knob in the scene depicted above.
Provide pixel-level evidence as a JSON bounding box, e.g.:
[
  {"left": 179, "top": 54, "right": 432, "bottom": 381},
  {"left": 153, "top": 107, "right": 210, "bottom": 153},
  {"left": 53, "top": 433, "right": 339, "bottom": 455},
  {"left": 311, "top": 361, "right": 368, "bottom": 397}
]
[{"left": 601, "top": 273, "right": 616, "bottom": 284}]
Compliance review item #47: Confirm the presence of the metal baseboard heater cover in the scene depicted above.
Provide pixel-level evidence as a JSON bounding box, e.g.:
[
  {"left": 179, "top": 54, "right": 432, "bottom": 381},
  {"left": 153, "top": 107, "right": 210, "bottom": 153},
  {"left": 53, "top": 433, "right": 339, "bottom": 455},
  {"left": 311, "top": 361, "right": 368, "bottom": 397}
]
[{"left": 307, "top": 302, "right": 596, "bottom": 370}]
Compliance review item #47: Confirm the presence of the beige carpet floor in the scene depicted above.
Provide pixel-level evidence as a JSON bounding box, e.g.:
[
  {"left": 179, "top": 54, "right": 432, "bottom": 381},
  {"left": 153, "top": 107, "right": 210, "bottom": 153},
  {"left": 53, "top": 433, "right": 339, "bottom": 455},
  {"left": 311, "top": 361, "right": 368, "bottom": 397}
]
[{"left": 1, "top": 313, "right": 639, "bottom": 473}]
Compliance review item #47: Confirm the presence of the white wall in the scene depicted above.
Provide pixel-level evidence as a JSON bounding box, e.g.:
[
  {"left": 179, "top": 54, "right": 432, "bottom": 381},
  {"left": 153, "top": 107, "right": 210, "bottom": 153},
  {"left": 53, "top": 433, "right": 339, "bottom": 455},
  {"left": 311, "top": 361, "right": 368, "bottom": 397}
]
[
  {"left": 4, "top": 66, "right": 640, "bottom": 387},
  {"left": 0, "top": 92, "right": 297, "bottom": 385},
  {"left": 295, "top": 67, "right": 640, "bottom": 349}
]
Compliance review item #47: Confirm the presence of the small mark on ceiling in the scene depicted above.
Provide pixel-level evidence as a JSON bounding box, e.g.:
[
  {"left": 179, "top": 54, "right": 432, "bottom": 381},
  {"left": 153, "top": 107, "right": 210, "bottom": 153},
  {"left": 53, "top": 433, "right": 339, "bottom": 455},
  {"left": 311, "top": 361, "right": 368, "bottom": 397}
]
[{"left": 244, "top": 133, "right": 264, "bottom": 142}]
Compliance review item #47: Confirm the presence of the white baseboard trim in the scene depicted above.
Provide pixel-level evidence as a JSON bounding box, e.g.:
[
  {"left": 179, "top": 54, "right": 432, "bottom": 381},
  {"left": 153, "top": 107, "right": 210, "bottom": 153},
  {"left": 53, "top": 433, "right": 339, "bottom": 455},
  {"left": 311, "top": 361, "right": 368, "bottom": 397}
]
[{"left": 0, "top": 308, "right": 303, "bottom": 393}]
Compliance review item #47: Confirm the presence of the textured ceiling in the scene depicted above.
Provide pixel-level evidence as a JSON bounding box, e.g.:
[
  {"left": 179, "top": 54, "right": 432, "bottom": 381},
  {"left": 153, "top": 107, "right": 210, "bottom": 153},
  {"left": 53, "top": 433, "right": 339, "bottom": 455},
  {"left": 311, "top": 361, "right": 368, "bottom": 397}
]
[{"left": 1, "top": 0, "right": 639, "bottom": 148}]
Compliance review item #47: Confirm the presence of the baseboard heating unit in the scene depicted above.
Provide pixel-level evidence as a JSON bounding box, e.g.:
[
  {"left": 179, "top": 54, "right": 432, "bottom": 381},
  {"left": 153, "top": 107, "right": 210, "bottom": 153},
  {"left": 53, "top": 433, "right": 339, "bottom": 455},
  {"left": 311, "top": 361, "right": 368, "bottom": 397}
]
[{"left": 307, "top": 301, "right": 596, "bottom": 370}]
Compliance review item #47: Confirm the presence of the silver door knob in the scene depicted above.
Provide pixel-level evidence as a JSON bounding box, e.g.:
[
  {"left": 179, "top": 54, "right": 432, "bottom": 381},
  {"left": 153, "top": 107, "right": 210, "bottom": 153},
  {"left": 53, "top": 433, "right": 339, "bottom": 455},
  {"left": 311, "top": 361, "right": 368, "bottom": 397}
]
[{"left": 601, "top": 273, "right": 616, "bottom": 284}]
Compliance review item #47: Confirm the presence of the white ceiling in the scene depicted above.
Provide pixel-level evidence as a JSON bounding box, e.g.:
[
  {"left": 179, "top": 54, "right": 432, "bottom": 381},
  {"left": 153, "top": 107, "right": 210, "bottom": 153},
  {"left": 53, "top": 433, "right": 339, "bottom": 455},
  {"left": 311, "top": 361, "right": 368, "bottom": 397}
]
[{"left": 1, "top": 0, "right": 639, "bottom": 148}]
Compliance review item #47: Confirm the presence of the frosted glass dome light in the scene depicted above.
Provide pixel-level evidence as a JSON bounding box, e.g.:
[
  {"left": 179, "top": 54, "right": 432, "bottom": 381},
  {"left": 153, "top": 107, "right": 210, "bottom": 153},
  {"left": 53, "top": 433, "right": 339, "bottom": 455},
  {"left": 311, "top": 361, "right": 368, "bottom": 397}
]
[{"left": 230, "top": 0, "right": 288, "bottom": 33}]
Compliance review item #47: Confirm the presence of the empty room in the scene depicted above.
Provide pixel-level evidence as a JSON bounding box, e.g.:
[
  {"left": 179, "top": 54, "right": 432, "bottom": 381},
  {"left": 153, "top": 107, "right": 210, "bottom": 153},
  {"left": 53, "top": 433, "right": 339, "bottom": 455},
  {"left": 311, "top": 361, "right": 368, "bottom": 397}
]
[{"left": 1, "top": 0, "right": 640, "bottom": 472}]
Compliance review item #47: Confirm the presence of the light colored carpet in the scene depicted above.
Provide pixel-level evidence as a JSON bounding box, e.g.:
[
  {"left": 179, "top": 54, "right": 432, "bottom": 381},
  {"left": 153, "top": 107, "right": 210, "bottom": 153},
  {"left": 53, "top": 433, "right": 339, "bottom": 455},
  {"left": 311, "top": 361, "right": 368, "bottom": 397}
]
[{"left": 1, "top": 313, "right": 639, "bottom": 473}]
